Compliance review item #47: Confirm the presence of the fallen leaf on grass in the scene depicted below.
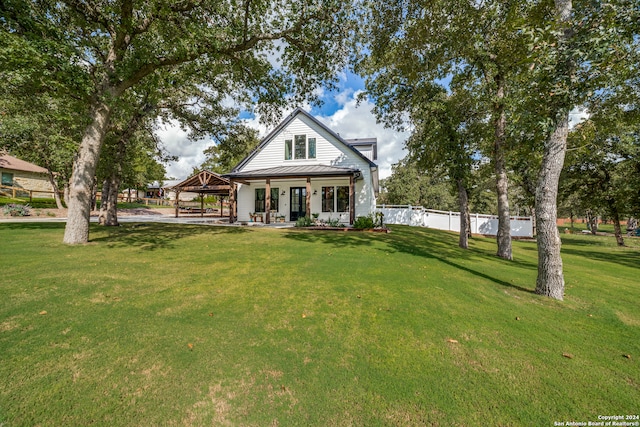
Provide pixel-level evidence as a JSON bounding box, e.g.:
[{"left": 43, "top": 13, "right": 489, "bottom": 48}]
[
  {"left": 562, "top": 353, "right": 574, "bottom": 359},
  {"left": 188, "top": 343, "right": 194, "bottom": 351},
  {"left": 39, "top": 311, "right": 47, "bottom": 315},
  {"left": 515, "top": 317, "right": 520, "bottom": 321},
  {"left": 447, "top": 339, "right": 459, "bottom": 344},
  {"left": 623, "top": 354, "right": 631, "bottom": 359},
  {"left": 208, "top": 313, "right": 213, "bottom": 317},
  {"left": 301, "top": 313, "right": 306, "bottom": 318}
]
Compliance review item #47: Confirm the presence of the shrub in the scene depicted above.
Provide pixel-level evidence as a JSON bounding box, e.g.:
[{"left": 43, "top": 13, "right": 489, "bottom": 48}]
[
  {"left": 353, "top": 215, "right": 375, "bottom": 229},
  {"left": 295, "top": 216, "right": 313, "bottom": 227},
  {"left": 3, "top": 204, "right": 31, "bottom": 216},
  {"left": 326, "top": 217, "right": 343, "bottom": 227}
]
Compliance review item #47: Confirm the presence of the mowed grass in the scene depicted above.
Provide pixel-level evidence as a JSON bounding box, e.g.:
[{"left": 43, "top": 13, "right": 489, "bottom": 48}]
[{"left": 0, "top": 223, "right": 638, "bottom": 426}]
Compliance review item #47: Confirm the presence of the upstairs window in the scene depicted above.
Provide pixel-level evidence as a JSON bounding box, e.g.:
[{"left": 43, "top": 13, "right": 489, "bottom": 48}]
[
  {"left": 286, "top": 135, "right": 317, "bottom": 160},
  {"left": 294, "top": 135, "right": 306, "bottom": 159},
  {"left": 308, "top": 138, "right": 316, "bottom": 159},
  {"left": 285, "top": 140, "right": 292, "bottom": 160}
]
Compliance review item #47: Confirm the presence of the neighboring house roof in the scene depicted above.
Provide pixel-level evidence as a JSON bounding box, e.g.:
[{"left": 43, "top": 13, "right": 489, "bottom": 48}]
[
  {"left": 226, "top": 165, "right": 361, "bottom": 180},
  {"left": 0, "top": 154, "right": 49, "bottom": 174},
  {"left": 231, "top": 107, "right": 378, "bottom": 173}
]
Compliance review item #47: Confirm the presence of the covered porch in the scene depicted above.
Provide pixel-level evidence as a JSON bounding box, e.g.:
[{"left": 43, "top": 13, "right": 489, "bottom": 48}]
[
  {"left": 169, "top": 170, "right": 237, "bottom": 219},
  {"left": 225, "top": 165, "right": 360, "bottom": 225}
]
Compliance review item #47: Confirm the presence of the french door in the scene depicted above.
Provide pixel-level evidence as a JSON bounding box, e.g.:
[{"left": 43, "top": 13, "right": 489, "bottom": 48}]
[{"left": 289, "top": 187, "right": 307, "bottom": 221}]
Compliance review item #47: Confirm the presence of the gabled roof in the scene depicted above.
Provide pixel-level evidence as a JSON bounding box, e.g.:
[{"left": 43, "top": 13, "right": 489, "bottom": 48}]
[
  {"left": 231, "top": 108, "right": 378, "bottom": 172},
  {"left": 170, "top": 170, "right": 231, "bottom": 195},
  {"left": 0, "top": 154, "right": 49, "bottom": 174}
]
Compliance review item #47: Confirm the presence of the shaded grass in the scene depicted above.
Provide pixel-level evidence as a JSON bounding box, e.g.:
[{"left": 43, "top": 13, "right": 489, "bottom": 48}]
[{"left": 0, "top": 223, "right": 638, "bottom": 426}]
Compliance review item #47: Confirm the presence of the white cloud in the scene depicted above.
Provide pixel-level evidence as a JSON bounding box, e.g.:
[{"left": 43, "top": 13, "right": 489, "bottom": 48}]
[
  {"left": 157, "top": 120, "right": 214, "bottom": 180},
  {"left": 316, "top": 91, "right": 408, "bottom": 179},
  {"left": 569, "top": 107, "right": 589, "bottom": 128}
]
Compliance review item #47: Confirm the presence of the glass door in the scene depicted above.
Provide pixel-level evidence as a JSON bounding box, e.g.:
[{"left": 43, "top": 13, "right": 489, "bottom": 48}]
[{"left": 289, "top": 187, "right": 307, "bottom": 221}]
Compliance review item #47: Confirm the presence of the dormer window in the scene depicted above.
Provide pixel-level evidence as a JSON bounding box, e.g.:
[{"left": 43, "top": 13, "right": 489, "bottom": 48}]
[{"left": 285, "top": 135, "right": 316, "bottom": 160}]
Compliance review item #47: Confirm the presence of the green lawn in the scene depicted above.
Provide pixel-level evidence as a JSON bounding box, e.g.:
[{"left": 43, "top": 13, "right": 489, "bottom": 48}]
[{"left": 1, "top": 223, "right": 638, "bottom": 426}]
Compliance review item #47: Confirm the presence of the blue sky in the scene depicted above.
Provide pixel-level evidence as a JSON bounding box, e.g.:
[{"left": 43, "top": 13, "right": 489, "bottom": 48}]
[{"left": 160, "top": 71, "right": 408, "bottom": 181}]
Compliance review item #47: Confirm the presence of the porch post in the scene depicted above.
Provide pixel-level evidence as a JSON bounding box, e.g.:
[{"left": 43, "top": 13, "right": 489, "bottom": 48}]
[
  {"left": 174, "top": 191, "right": 181, "bottom": 218},
  {"left": 229, "top": 179, "right": 236, "bottom": 223},
  {"left": 265, "top": 178, "right": 271, "bottom": 224},
  {"left": 200, "top": 193, "right": 204, "bottom": 217},
  {"left": 306, "top": 177, "right": 311, "bottom": 219},
  {"left": 349, "top": 175, "right": 355, "bottom": 225}
]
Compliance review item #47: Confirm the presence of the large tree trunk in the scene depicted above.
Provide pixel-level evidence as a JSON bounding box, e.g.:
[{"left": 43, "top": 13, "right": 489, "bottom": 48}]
[
  {"left": 103, "top": 173, "right": 122, "bottom": 226},
  {"left": 534, "top": 0, "right": 572, "bottom": 300},
  {"left": 99, "top": 140, "right": 126, "bottom": 226},
  {"left": 63, "top": 97, "right": 112, "bottom": 244},
  {"left": 457, "top": 179, "right": 470, "bottom": 249},
  {"left": 535, "top": 115, "right": 567, "bottom": 300},
  {"left": 493, "top": 73, "right": 512, "bottom": 260},
  {"left": 607, "top": 198, "right": 625, "bottom": 247}
]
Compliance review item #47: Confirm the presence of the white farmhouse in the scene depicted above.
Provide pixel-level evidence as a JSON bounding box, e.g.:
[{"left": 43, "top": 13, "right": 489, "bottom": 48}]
[{"left": 225, "top": 108, "right": 379, "bottom": 224}]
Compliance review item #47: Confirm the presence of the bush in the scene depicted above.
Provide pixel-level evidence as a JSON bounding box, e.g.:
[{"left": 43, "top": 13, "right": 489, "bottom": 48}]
[
  {"left": 326, "top": 217, "right": 344, "bottom": 227},
  {"left": 353, "top": 215, "right": 375, "bottom": 229},
  {"left": 295, "top": 216, "right": 313, "bottom": 227},
  {"left": 3, "top": 204, "right": 31, "bottom": 216}
]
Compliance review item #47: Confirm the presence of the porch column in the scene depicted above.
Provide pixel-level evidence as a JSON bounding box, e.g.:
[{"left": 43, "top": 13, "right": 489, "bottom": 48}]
[
  {"left": 200, "top": 192, "right": 204, "bottom": 217},
  {"left": 306, "top": 177, "right": 311, "bottom": 219},
  {"left": 265, "top": 179, "right": 271, "bottom": 224},
  {"left": 174, "top": 191, "right": 181, "bottom": 218},
  {"left": 349, "top": 175, "right": 355, "bottom": 225},
  {"left": 229, "top": 179, "right": 236, "bottom": 223}
]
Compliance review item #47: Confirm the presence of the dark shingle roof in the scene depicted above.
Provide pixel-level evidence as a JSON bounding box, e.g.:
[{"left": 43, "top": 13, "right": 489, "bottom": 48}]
[{"left": 225, "top": 165, "right": 360, "bottom": 180}]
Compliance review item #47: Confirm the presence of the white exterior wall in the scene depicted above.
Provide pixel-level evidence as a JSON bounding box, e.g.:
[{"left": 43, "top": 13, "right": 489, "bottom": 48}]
[
  {"left": 235, "top": 114, "right": 376, "bottom": 221},
  {"left": 235, "top": 176, "right": 374, "bottom": 223}
]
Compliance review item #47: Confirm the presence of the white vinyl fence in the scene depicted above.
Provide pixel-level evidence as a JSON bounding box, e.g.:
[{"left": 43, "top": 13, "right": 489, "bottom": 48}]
[{"left": 376, "top": 205, "right": 533, "bottom": 238}]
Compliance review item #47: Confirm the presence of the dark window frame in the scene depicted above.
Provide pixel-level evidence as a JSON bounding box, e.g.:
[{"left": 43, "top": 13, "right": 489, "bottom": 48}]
[
  {"left": 255, "top": 188, "right": 266, "bottom": 213},
  {"left": 321, "top": 186, "right": 334, "bottom": 212},
  {"left": 284, "top": 139, "right": 292, "bottom": 160},
  {"left": 336, "top": 186, "right": 349, "bottom": 213}
]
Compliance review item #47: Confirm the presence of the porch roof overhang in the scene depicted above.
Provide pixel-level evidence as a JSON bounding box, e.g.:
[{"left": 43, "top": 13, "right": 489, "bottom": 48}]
[
  {"left": 224, "top": 165, "right": 361, "bottom": 181},
  {"left": 170, "top": 170, "right": 232, "bottom": 195}
]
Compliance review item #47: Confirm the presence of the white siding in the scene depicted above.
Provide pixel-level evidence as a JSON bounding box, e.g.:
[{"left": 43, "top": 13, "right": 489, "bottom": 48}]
[{"left": 243, "top": 115, "right": 369, "bottom": 173}]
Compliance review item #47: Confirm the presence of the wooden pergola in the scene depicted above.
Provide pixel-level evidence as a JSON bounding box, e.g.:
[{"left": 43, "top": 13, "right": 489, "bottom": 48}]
[{"left": 169, "top": 170, "right": 237, "bottom": 219}]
